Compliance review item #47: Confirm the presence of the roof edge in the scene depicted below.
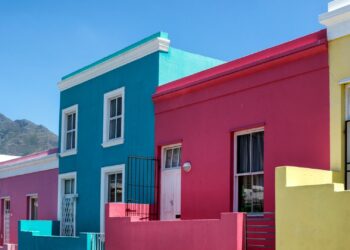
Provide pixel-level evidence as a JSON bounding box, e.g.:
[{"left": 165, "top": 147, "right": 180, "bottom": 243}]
[{"left": 153, "top": 30, "right": 327, "bottom": 100}]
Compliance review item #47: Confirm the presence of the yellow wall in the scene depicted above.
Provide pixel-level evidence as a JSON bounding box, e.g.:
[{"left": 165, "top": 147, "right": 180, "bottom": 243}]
[
  {"left": 276, "top": 166, "right": 350, "bottom": 250},
  {"left": 329, "top": 34, "right": 350, "bottom": 182}
]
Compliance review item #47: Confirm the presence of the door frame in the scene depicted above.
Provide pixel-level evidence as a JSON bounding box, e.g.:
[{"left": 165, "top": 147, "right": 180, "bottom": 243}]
[
  {"left": 100, "top": 164, "right": 125, "bottom": 233},
  {"left": 57, "top": 172, "right": 77, "bottom": 236},
  {"left": 160, "top": 143, "right": 182, "bottom": 220}
]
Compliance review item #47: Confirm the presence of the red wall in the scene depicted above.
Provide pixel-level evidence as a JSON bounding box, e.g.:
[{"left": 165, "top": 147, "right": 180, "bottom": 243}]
[
  {"left": 105, "top": 204, "right": 245, "bottom": 250},
  {"left": 154, "top": 39, "right": 329, "bottom": 219},
  {"left": 0, "top": 169, "right": 58, "bottom": 244}
]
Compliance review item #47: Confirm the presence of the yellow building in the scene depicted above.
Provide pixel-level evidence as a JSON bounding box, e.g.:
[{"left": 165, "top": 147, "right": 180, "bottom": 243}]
[{"left": 276, "top": 1, "right": 350, "bottom": 249}]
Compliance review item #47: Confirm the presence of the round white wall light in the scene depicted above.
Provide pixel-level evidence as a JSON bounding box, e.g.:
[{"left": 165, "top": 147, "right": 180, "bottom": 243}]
[{"left": 183, "top": 162, "right": 192, "bottom": 172}]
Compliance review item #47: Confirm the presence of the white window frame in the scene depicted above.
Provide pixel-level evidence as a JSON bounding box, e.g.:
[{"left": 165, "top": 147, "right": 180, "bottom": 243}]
[
  {"left": 233, "top": 127, "right": 264, "bottom": 212},
  {"left": 27, "top": 194, "right": 39, "bottom": 220},
  {"left": 100, "top": 164, "right": 125, "bottom": 233},
  {"left": 102, "top": 87, "right": 125, "bottom": 148},
  {"left": 162, "top": 144, "right": 182, "bottom": 170},
  {"left": 60, "top": 105, "right": 78, "bottom": 157},
  {"left": 57, "top": 172, "right": 77, "bottom": 233}
]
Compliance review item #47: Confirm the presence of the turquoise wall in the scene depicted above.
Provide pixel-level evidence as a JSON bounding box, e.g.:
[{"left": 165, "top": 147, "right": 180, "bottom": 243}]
[
  {"left": 18, "top": 220, "right": 95, "bottom": 250},
  {"left": 58, "top": 37, "right": 224, "bottom": 233}
]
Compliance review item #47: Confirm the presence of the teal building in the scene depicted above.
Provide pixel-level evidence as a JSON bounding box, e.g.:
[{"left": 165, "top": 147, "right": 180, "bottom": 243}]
[{"left": 56, "top": 32, "right": 223, "bottom": 235}]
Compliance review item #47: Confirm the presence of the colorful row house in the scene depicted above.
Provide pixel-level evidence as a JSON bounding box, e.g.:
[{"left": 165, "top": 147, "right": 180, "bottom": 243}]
[
  {"left": 0, "top": 149, "right": 58, "bottom": 249},
  {"left": 17, "top": 32, "right": 223, "bottom": 249},
  {"left": 15, "top": 0, "right": 350, "bottom": 249}
]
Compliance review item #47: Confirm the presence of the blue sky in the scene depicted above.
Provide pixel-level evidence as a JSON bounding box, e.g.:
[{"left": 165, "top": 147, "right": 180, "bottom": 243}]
[{"left": 0, "top": 0, "right": 328, "bottom": 134}]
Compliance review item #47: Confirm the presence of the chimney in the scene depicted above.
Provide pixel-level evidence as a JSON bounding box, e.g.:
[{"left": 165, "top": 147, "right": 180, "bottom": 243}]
[{"left": 319, "top": 0, "right": 350, "bottom": 40}]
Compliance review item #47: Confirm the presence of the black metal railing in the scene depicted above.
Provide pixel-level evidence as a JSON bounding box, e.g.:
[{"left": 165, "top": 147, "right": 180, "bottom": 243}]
[
  {"left": 126, "top": 156, "right": 160, "bottom": 220},
  {"left": 245, "top": 212, "right": 275, "bottom": 250},
  {"left": 345, "top": 120, "right": 350, "bottom": 190}
]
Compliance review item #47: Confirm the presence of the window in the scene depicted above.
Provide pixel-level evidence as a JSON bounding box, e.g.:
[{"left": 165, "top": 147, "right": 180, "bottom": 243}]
[
  {"left": 60, "top": 105, "right": 78, "bottom": 157},
  {"left": 103, "top": 88, "right": 124, "bottom": 148},
  {"left": 164, "top": 146, "right": 182, "bottom": 169},
  {"left": 64, "top": 179, "right": 75, "bottom": 195},
  {"left": 235, "top": 129, "right": 264, "bottom": 213},
  {"left": 27, "top": 195, "right": 38, "bottom": 220},
  {"left": 107, "top": 172, "right": 123, "bottom": 202}
]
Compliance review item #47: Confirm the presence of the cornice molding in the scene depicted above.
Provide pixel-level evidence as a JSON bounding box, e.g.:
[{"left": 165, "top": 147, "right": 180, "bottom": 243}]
[
  {"left": 320, "top": 2, "right": 350, "bottom": 40},
  {"left": 58, "top": 37, "right": 170, "bottom": 92},
  {"left": 0, "top": 154, "right": 58, "bottom": 179}
]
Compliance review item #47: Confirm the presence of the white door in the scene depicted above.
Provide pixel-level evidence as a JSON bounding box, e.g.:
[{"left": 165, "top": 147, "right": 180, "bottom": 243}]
[
  {"left": 3, "top": 199, "right": 10, "bottom": 244},
  {"left": 161, "top": 145, "right": 181, "bottom": 220},
  {"left": 61, "top": 178, "right": 76, "bottom": 236}
]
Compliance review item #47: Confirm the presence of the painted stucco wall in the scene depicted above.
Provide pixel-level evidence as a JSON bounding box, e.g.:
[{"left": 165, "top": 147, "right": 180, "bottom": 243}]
[
  {"left": 105, "top": 204, "right": 245, "bottom": 250},
  {"left": 0, "top": 169, "right": 58, "bottom": 244},
  {"left": 275, "top": 166, "right": 350, "bottom": 250},
  {"left": 154, "top": 35, "right": 330, "bottom": 219},
  {"left": 58, "top": 41, "right": 223, "bottom": 233},
  {"left": 18, "top": 220, "right": 92, "bottom": 250},
  {"left": 328, "top": 34, "right": 350, "bottom": 182}
]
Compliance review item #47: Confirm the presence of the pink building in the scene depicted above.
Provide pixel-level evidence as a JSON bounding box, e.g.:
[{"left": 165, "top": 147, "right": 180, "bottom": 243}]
[{"left": 0, "top": 149, "right": 58, "bottom": 248}]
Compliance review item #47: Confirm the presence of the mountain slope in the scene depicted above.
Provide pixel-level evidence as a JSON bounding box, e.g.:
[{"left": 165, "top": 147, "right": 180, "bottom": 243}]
[{"left": 0, "top": 113, "right": 58, "bottom": 156}]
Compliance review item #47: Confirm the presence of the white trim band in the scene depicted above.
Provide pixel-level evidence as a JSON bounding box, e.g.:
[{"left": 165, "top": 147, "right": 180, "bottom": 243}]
[
  {"left": 58, "top": 37, "right": 170, "bottom": 92},
  {"left": 319, "top": 3, "right": 350, "bottom": 40},
  {"left": 339, "top": 77, "right": 350, "bottom": 84},
  {"left": 0, "top": 154, "right": 58, "bottom": 179}
]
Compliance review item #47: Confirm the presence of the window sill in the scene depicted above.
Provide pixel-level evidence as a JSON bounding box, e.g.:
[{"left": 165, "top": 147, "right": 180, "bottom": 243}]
[
  {"left": 102, "top": 138, "right": 124, "bottom": 148},
  {"left": 60, "top": 149, "right": 77, "bottom": 157}
]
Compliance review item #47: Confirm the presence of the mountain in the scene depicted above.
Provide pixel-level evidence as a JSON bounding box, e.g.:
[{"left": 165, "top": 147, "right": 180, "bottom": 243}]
[{"left": 0, "top": 113, "right": 58, "bottom": 156}]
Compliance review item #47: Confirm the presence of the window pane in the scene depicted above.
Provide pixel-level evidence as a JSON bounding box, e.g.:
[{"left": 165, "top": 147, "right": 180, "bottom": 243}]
[
  {"left": 70, "top": 179, "right": 75, "bottom": 194},
  {"left": 116, "top": 173, "right": 123, "bottom": 202},
  {"left": 165, "top": 149, "right": 172, "bottom": 169},
  {"left": 71, "top": 131, "right": 76, "bottom": 149},
  {"left": 117, "top": 97, "right": 122, "bottom": 116},
  {"left": 110, "top": 99, "right": 116, "bottom": 118},
  {"left": 64, "top": 180, "right": 71, "bottom": 194},
  {"left": 237, "top": 134, "right": 250, "bottom": 173},
  {"left": 67, "top": 114, "right": 72, "bottom": 130},
  {"left": 66, "top": 132, "right": 72, "bottom": 150},
  {"left": 116, "top": 117, "right": 122, "bottom": 138},
  {"left": 109, "top": 119, "right": 116, "bottom": 140},
  {"left": 252, "top": 175, "right": 264, "bottom": 213},
  {"left": 108, "top": 174, "right": 116, "bottom": 202},
  {"left": 252, "top": 132, "right": 264, "bottom": 172},
  {"left": 172, "top": 148, "right": 180, "bottom": 168},
  {"left": 72, "top": 113, "right": 76, "bottom": 129},
  {"left": 238, "top": 175, "right": 252, "bottom": 212}
]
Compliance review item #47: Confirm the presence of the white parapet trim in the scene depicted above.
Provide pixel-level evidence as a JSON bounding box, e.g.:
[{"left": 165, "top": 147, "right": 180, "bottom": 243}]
[
  {"left": 320, "top": 0, "right": 350, "bottom": 40},
  {"left": 58, "top": 37, "right": 170, "bottom": 92}
]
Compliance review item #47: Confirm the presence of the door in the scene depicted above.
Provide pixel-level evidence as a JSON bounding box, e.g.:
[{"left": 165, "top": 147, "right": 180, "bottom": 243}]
[
  {"left": 161, "top": 145, "right": 181, "bottom": 220},
  {"left": 61, "top": 178, "right": 76, "bottom": 236},
  {"left": 3, "top": 199, "right": 10, "bottom": 244}
]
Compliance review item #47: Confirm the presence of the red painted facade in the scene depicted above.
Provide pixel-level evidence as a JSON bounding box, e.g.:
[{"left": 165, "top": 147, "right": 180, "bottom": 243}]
[
  {"left": 0, "top": 150, "right": 58, "bottom": 245},
  {"left": 153, "top": 30, "right": 330, "bottom": 219}
]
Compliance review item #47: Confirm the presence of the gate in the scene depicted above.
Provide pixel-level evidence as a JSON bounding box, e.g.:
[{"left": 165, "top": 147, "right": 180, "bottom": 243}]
[
  {"left": 3, "top": 200, "right": 10, "bottom": 244},
  {"left": 61, "top": 196, "right": 76, "bottom": 236},
  {"left": 126, "top": 156, "right": 160, "bottom": 220},
  {"left": 245, "top": 212, "right": 275, "bottom": 250}
]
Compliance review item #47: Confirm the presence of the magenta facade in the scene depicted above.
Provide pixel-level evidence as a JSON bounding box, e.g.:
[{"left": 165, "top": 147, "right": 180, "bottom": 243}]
[{"left": 0, "top": 149, "right": 58, "bottom": 246}]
